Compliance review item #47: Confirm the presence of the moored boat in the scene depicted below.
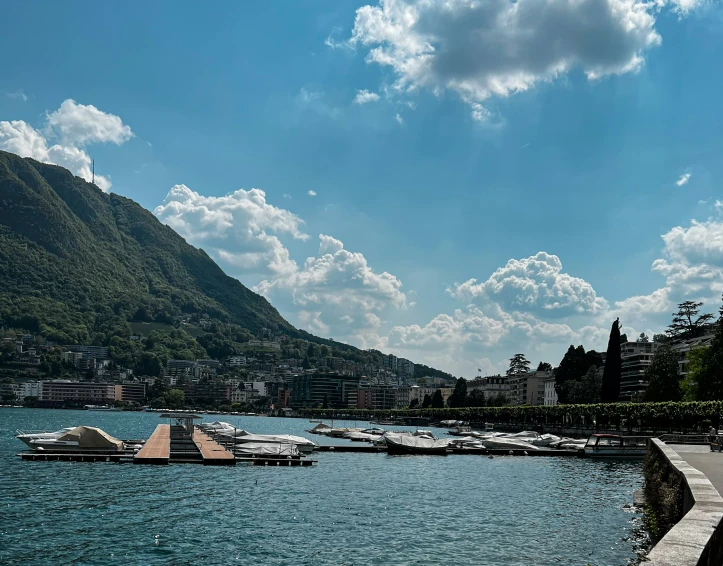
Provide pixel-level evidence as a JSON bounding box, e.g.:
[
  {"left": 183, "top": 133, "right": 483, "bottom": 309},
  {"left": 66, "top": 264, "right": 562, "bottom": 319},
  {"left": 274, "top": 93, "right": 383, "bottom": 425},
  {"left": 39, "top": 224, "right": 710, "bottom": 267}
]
[
  {"left": 583, "top": 434, "right": 649, "bottom": 458},
  {"left": 15, "top": 427, "right": 76, "bottom": 448},
  {"left": 27, "top": 426, "right": 125, "bottom": 453},
  {"left": 383, "top": 432, "right": 450, "bottom": 455}
]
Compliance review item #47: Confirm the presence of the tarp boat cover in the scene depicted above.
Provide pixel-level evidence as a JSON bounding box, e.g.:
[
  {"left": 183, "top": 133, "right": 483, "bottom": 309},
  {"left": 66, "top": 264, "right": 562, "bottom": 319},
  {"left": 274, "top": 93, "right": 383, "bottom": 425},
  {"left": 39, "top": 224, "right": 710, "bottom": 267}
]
[
  {"left": 384, "top": 432, "right": 451, "bottom": 454},
  {"left": 233, "top": 442, "right": 300, "bottom": 457},
  {"left": 479, "top": 437, "right": 541, "bottom": 450},
  {"left": 219, "top": 431, "right": 317, "bottom": 447},
  {"left": 56, "top": 426, "right": 124, "bottom": 451}
]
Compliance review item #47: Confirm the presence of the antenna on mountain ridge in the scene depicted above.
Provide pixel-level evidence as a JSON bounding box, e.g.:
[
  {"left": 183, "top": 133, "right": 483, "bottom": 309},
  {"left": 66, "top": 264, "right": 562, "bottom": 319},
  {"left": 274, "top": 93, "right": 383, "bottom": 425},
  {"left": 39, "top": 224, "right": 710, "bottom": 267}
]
[{"left": 92, "top": 159, "right": 95, "bottom": 185}]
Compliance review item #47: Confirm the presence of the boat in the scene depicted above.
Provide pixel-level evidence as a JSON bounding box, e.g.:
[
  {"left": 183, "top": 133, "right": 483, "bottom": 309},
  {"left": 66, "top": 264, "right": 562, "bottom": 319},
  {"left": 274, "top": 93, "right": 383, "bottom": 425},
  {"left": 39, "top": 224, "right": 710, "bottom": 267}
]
[
  {"left": 84, "top": 405, "right": 122, "bottom": 411},
  {"left": 583, "top": 434, "right": 649, "bottom": 458},
  {"left": 27, "top": 426, "right": 125, "bottom": 453},
  {"left": 383, "top": 432, "right": 451, "bottom": 455},
  {"left": 479, "top": 437, "right": 541, "bottom": 450},
  {"left": 15, "top": 427, "right": 76, "bottom": 448},
  {"left": 305, "top": 423, "right": 332, "bottom": 435},
  {"left": 447, "top": 425, "right": 473, "bottom": 436},
  {"left": 217, "top": 430, "right": 318, "bottom": 454},
  {"left": 233, "top": 442, "right": 301, "bottom": 457}
]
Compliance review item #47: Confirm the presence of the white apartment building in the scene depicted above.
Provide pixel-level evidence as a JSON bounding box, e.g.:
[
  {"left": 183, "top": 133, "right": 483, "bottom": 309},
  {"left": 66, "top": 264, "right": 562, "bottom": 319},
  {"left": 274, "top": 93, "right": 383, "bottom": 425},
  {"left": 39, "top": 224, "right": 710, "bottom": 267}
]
[{"left": 544, "top": 375, "right": 558, "bottom": 406}]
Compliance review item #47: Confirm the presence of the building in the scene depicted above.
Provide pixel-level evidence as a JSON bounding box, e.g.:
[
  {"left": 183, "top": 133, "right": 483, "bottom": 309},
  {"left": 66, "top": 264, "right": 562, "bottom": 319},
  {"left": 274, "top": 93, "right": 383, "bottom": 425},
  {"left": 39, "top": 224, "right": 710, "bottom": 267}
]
[
  {"left": 356, "top": 385, "right": 397, "bottom": 410},
  {"left": 41, "top": 381, "right": 115, "bottom": 405},
  {"left": 397, "top": 358, "right": 415, "bottom": 378},
  {"left": 67, "top": 345, "right": 109, "bottom": 360},
  {"left": 673, "top": 334, "right": 715, "bottom": 377},
  {"left": 227, "top": 356, "right": 246, "bottom": 367},
  {"left": 543, "top": 375, "right": 558, "bottom": 406},
  {"left": 382, "top": 354, "right": 398, "bottom": 372},
  {"left": 506, "top": 371, "right": 549, "bottom": 405},
  {"left": 290, "top": 373, "right": 361, "bottom": 409},
  {"left": 115, "top": 382, "right": 147, "bottom": 404},
  {"left": 619, "top": 341, "right": 659, "bottom": 401},
  {"left": 467, "top": 375, "right": 510, "bottom": 401},
  {"left": 62, "top": 351, "right": 85, "bottom": 367},
  {"left": 395, "top": 386, "right": 411, "bottom": 408}
]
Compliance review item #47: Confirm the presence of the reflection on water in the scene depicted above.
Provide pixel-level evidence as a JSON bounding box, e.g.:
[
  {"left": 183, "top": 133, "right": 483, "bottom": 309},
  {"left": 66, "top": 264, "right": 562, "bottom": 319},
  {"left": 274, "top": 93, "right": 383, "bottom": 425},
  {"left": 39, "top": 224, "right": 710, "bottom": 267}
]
[{"left": 0, "top": 409, "right": 644, "bottom": 565}]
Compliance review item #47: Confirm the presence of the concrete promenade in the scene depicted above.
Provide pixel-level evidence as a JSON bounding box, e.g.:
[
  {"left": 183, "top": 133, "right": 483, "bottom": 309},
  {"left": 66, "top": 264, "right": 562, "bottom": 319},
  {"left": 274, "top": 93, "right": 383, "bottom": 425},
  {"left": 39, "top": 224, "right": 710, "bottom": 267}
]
[{"left": 669, "top": 444, "right": 723, "bottom": 495}]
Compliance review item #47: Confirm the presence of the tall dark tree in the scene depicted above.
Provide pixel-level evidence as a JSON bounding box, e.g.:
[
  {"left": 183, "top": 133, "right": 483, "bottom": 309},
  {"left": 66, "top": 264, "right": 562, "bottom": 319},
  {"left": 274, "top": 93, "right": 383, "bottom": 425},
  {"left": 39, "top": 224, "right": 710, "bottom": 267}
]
[
  {"left": 448, "top": 377, "right": 467, "bottom": 407},
  {"left": 431, "top": 389, "right": 444, "bottom": 408},
  {"left": 600, "top": 318, "right": 622, "bottom": 403},
  {"left": 667, "top": 301, "right": 714, "bottom": 339},
  {"left": 643, "top": 344, "right": 682, "bottom": 402},
  {"left": 567, "top": 366, "right": 603, "bottom": 404},
  {"left": 637, "top": 333, "right": 649, "bottom": 343},
  {"left": 554, "top": 345, "right": 603, "bottom": 404},
  {"left": 537, "top": 361, "right": 552, "bottom": 372},
  {"left": 408, "top": 398, "right": 419, "bottom": 409},
  {"left": 466, "top": 389, "right": 486, "bottom": 407},
  {"left": 421, "top": 394, "right": 432, "bottom": 408},
  {"left": 507, "top": 354, "right": 530, "bottom": 376}
]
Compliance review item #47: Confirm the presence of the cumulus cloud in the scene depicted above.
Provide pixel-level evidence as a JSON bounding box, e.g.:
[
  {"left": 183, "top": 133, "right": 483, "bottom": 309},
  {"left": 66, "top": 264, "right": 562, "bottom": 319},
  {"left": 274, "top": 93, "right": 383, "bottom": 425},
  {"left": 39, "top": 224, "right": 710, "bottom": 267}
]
[
  {"left": 395, "top": 113, "right": 404, "bottom": 124},
  {"left": 345, "top": 0, "right": 697, "bottom": 119},
  {"left": 353, "top": 89, "right": 381, "bottom": 104},
  {"left": 449, "top": 251, "right": 607, "bottom": 316},
  {"left": 308, "top": 190, "right": 317, "bottom": 197},
  {"left": 154, "top": 184, "right": 308, "bottom": 276},
  {"left": 0, "top": 99, "right": 132, "bottom": 191},
  {"left": 676, "top": 172, "right": 691, "bottom": 186}
]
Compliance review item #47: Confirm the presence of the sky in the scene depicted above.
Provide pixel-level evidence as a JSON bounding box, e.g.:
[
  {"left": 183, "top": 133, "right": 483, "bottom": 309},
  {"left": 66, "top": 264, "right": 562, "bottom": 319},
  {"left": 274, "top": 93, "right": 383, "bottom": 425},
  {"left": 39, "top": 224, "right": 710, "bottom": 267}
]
[{"left": 2, "top": 0, "right": 723, "bottom": 377}]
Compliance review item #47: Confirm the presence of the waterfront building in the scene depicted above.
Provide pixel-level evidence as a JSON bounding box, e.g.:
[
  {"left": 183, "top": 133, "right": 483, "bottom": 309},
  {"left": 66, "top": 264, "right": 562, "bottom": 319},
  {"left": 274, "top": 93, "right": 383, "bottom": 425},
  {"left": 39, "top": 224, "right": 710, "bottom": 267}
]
[
  {"left": 544, "top": 375, "right": 558, "bottom": 406},
  {"left": 356, "top": 385, "right": 397, "bottom": 410},
  {"left": 41, "top": 380, "right": 115, "bottom": 405},
  {"left": 467, "top": 375, "right": 511, "bottom": 401},
  {"left": 115, "top": 382, "right": 147, "bottom": 404},
  {"left": 395, "top": 385, "right": 411, "bottom": 408},
  {"left": 290, "top": 372, "right": 361, "bottom": 409},
  {"left": 619, "top": 341, "right": 659, "bottom": 401}
]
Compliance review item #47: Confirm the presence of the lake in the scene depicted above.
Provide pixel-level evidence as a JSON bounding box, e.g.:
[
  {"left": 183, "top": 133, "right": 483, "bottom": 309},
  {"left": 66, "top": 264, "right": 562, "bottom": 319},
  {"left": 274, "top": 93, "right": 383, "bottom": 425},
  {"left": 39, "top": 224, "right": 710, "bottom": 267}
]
[{"left": 0, "top": 408, "right": 645, "bottom": 565}]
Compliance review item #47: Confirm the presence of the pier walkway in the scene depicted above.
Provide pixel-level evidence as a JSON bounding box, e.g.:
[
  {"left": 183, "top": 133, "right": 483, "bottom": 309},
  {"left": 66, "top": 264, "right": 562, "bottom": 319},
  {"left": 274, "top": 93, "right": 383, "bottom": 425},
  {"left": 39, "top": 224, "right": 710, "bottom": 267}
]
[
  {"left": 133, "top": 424, "right": 170, "bottom": 465},
  {"left": 193, "top": 429, "right": 235, "bottom": 466}
]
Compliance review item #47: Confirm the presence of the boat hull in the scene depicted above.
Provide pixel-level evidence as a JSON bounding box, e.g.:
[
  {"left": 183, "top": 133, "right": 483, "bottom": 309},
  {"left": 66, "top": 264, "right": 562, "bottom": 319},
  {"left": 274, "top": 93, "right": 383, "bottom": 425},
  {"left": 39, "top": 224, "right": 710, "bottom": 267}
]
[
  {"left": 384, "top": 437, "right": 449, "bottom": 456},
  {"left": 583, "top": 448, "right": 646, "bottom": 458}
]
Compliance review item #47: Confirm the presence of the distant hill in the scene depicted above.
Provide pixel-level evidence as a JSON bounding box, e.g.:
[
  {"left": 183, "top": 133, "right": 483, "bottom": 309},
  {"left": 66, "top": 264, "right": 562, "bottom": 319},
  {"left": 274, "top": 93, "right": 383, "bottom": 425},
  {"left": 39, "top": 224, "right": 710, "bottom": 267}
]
[{"left": 0, "top": 150, "right": 454, "bottom": 377}]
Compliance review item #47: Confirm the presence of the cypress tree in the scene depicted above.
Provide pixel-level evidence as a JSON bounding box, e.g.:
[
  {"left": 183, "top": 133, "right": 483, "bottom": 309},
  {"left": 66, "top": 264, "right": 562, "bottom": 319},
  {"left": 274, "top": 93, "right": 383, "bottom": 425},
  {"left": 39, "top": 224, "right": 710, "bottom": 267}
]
[{"left": 600, "top": 318, "right": 622, "bottom": 403}]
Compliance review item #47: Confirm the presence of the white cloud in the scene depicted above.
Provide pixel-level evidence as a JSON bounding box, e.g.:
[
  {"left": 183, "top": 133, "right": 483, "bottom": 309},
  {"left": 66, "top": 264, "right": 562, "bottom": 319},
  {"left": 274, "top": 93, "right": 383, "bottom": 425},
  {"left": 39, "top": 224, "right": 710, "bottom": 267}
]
[
  {"left": 6, "top": 90, "right": 27, "bottom": 101},
  {"left": 353, "top": 89, "right": 381, "bottom": 104},
  {"left": 676, "top": 172, "right": 691, "bottom": 186},
  {"left": 395, "top": 113, "right": 404, "bottom": 124},
  {"left": 308, "top": 190, "right": 317, "bottom": 197},
  {"left": 154, "top": 184, "right": 308, "bottom": 276},
  {"left": 45, "top": 99, "right": 133, "bottom": 145},
  {"left": 0, "top": 99, "right": 132, "bottom": 192},
  {"left": 345, "top": 0, "right": 698, "bottom": 118},
  {"left": 283, "top": 193, "right": 292, "bottom": 199},
  {"left": 449, "top": 251, "right": 607, "bottom": 316}
]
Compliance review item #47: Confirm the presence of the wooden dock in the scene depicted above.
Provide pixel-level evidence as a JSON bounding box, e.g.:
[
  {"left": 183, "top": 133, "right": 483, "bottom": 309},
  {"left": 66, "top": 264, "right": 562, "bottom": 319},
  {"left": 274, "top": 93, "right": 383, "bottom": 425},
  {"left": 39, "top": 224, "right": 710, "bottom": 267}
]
[
  {"left": 19, "top": 452, "right": 134, "bottom": 463},
  {"left": 133, "top": 424, "right": 171, "bottom": 465},
  {"left": 193, "top": 429, "right": 236, "bottom": 466}
]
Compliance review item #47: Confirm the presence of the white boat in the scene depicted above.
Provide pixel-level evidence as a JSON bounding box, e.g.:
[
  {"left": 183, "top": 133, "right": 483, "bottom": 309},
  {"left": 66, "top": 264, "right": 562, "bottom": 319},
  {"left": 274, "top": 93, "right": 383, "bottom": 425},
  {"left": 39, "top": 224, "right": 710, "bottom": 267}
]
[
  {"left": 27, "top": 426, "right": 125, "bottom": 453},
  {"left": 233, "top": 442, "right": 301, "bottom": 457},
  {"left": 479, "top": 437, "right": 541, "bottom": 450},
  {"left": 583, "top": 434, "right": 649, "bottom": 458},
  {"left": 84, "top": 405, "right": 122, "bottom": 411},
  {"left": 218, "top": 430, "right": 318, "bottom": 454},
  {"left": 16, "top": 427, "right": 76, "bottom": 448},
  {"left": 198, "top": 421, "right": 236, "bottom": 433},
  {"left": 384, "top": 432, "right": 451, "bottom": 455},
  {"left": 529, "top": 434, "right": 561, "bottom": 447}
]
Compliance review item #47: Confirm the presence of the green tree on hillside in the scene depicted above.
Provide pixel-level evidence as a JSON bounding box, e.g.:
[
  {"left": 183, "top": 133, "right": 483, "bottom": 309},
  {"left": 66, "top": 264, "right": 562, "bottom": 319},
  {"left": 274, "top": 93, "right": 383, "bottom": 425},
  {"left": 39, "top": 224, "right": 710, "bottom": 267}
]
[{"left": 667, "top": 301, "right": 714, "bottom": 340}]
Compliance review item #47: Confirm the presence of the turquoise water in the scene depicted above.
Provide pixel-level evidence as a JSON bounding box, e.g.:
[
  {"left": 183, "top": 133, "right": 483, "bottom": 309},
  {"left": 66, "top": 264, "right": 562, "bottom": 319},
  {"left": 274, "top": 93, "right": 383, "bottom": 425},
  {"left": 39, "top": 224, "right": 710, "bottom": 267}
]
[{"left": 0, "top": 408, "right": 644, "bottom": 565}]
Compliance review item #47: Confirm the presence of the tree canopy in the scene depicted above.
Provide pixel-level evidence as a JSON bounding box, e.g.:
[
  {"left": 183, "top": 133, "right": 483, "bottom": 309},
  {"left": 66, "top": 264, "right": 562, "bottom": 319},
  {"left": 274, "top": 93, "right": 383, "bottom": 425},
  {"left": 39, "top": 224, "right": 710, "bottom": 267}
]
[
  {"left": 507, "top": 354, "right": 530, "bottom": 376},
  {"left": 667, "top": 301, "right": 714, "bottom": 340}
]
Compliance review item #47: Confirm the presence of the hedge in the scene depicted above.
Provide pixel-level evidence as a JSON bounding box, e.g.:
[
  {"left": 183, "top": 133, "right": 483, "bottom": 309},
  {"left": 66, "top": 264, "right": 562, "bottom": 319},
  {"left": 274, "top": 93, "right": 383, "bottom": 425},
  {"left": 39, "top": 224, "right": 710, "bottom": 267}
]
[{"left": 298, "top": 401, "right": 723, "bottom": 431}]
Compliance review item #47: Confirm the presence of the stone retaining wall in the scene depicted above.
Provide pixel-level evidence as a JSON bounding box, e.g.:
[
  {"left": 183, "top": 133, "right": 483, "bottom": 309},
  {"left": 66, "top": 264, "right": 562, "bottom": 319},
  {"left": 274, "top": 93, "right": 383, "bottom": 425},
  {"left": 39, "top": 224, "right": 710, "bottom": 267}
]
[{"left": 645, "top": 439, "right": 723, "bottom": 565}]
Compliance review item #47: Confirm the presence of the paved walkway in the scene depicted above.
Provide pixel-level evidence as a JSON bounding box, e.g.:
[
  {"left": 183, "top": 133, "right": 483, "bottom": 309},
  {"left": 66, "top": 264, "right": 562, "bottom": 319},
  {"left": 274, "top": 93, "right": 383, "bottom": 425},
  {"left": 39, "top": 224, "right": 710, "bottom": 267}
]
[{"left": 668, "top": 444, "right": 723, "bottom": 495}]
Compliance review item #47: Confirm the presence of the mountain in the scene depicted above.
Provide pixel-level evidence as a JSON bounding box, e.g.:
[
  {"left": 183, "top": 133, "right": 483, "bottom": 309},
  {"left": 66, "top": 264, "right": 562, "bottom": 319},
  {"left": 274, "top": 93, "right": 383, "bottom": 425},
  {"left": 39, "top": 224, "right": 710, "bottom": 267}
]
[
  {"left": 0, "top": 150, "right": 294, "bottom": 344},
  {"left": 0, "top": 150, "right": 454, "bottom": 378}
]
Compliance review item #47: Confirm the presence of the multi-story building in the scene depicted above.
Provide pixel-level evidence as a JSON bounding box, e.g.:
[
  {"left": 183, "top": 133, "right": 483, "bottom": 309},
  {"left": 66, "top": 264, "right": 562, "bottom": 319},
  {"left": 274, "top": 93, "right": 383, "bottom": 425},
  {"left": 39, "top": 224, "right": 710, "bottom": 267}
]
[
  {"left": 382, "top": 354, "right": 398, "bottom": 372},
  {"left": 41, "top": 380, "right": 115, "bottom": 405},
  {"left": 395, "top": 385, "right": 411, "bottom": 408},
  {"left": 62, "top": 351, "right": 85, "bottom": 367},
  {"left": 619, "top": 341, "right": 659, "bottom": 401},
  {"left": 356, "top": 385, "right": 397, "bottom": 410},
  {"left": 67, "top": 345, "right": 109, "bottom": 360},
  {"left": 467, "top": 375, "right": 510, "bottom": 401},
  {"left": 673, "top": 334, "right": 715, "bottom": 377},
  {"left": 227, "top": 356, "right": 246, "bottom": 367},
  {"left": 544, "top": 375, "right": 558, "bottom": 406},
  {"left": 506, "top": 371, "right": 549, "bottom": 405},
  {"left": 397, "top": 358, "right": 415, "bottom": 378},
  {"left": 290, "top": 372, "right": 361, "bottom": 409},
  {"left": 114, "top": 382, "right": 147, "bottom": 404}
]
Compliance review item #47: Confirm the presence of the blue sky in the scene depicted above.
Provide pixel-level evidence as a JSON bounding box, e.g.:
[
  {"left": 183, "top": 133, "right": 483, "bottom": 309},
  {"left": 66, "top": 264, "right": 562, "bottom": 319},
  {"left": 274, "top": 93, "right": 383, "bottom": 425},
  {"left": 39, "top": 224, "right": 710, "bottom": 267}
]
[{"left": 2, "top": 0, "right": 723, "bottom": 376}]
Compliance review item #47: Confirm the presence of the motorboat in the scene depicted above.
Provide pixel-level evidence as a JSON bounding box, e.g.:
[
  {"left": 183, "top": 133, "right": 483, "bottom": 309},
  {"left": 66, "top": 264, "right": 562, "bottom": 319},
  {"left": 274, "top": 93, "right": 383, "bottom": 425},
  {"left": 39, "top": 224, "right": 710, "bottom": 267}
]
[
  {"left": 447, "top": 425, "right": 473, "bottom": 436},
  {"left": 583, "top": 434, "right": 649, "bottom": 458},
  {"left": 16, "top": 427, "right": 76, "bottom": 448},
  {"left": 217, "top": 430, "right": 318, "bottom": 454},
  {"left": 327, "top": 427, "right": 362, "bottom": 438},
  {"left": 529, "top": 434, "right": 561, "bottom": 447},
  {"left": 305, "top": 423, "right": 332, "bottom": 435},
  {"left": 233, "top": 442, "right": 301, "bottom": 457},
  {"left": 384, "top": 432, "right": 451, "bottom": 455},
  {"left": 360, "top": 428, "right": 385, "bottom": 435},
  {"left": 198, "top": 421, "right": 236, "bottom": 434},
  {"left": 27, "top": 426, "right": 125, "bottom": 453},
  {"left": 413, "top": 430, "right": 437, "bottom": 439},
  {"left": 479, "top": 437, "right": 541, "bottom": 450},
  {"left": 84, "top": 405, "right": 122, "bottom": 411},
  {"left": 346, "top": 431, "right": 383, "bottom": 442}
]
